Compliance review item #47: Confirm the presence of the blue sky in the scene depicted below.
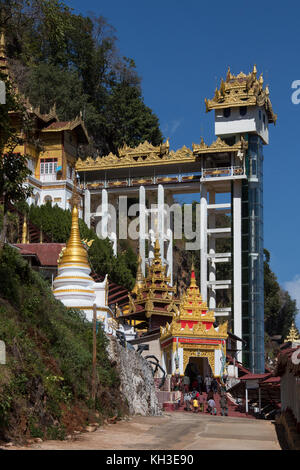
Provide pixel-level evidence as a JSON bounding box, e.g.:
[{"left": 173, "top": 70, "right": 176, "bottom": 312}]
[{"left": 65, "top": 0, "right": 300, "bottom": 327}]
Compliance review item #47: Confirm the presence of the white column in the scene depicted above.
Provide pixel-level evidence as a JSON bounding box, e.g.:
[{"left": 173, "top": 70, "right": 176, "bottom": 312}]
[
  {"left": 165, "top": 192, "right": 173, "bottom": 285},
  {"left": 109, "top": 194, "right": 117, "bottom": 256},
  {"left": 245, "top": 386, "right": 249, "bottom": 414},
  {"left": 233, "top": 180, "right": 242, "bottom": 362},
  {"left": 166, "top": 228, "right": 173, "bottom": 285},
  {"left": 139, "top": 185, "right": 146, "bottom": 276},
  {"left": 200, "top": 184, "right": 208, "bottom": 302},
  {"left": 84, "top": 188, "right": 91, "bottom": 228},
  {"left": 101, "top": 189, "right": 108, "bottom": 239},
  {"left": 148, "top": 192, "right": 155, "bottom": 263},
  {"left": 157, "top": 184, "right": 165, "bottom": 262},
  {"left": 208, "top": 191, "right": 216, "bottom": 309}
]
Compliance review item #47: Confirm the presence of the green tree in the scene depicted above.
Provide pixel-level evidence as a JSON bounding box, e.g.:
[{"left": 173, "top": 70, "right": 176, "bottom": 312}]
[
  {"left": 264, "top": 249, "right": 297, "bottom": 337},
  {"left": 28, "top": 202, "right": 136, "bottom": 289},
  {"left": 0, "top": 72, "right": 32, "bottom": 250},
  {"left": 4, "top": 0, "right": 163, "bottom": 156}
]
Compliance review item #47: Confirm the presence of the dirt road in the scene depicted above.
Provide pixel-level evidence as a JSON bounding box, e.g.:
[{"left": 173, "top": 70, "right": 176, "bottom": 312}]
[{"left": 2, "top": 412, "right": 281, "bottom": 451}]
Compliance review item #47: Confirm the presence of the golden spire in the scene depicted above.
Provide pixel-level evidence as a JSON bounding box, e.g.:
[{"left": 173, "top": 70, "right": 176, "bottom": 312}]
[
  {"left": 132, "top": 255, "right": 145, "bottom": 294},
  {"left": 22, "top": 215, "right": 28, "bottom": 244},
  {"left": 284, "top": 322, "right": 300, "bottom": 343},
  {"left": 58, "top": 180, "right": 90, "bottom": 268},
  {"left": 190, "top": 259, "right": 197, "bottom": 288},
  {"left": 154, "top": 239, "right": 161, "bottom": 259}
]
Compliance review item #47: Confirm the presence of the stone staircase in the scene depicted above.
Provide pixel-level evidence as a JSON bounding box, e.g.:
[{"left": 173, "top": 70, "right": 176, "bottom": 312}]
[{"left": 163, "top": 390, "right": 255, "bottom": 419}]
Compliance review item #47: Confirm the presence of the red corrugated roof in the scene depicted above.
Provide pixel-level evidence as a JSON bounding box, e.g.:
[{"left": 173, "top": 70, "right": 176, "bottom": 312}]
[
  {"left": 239, "top": 372, "right": 272, "bottom": 381},
  {"left": 260, "top": 376, "right": 281, "bottom": 385},
  {"left": 43, "top": 121, "right": 70, "bottom": 130},
  {"left": 14, "top": 243, "right": 65, "bottom": 266}
]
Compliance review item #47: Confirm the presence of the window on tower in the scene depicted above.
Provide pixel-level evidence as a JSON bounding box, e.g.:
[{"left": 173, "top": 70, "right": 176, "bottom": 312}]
[
  {"left": 240, "top": 106, "right": 247, "bottom": 116},
  {"left": 40, "top": 158, "right": 58, "bottom": 175},
  {"left": 223, "top": 107, "right": 231, "bottom": 118}
]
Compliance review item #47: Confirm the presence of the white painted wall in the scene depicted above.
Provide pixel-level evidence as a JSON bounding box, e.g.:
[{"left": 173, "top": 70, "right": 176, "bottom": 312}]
[{"left": 215, "top": 106, "right": 269, "bottom": 144}]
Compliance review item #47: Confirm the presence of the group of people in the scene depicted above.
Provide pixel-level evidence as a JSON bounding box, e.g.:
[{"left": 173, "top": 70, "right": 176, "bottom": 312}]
[{"left": 173, "top": 373, "right": 228, "bottom": 417}]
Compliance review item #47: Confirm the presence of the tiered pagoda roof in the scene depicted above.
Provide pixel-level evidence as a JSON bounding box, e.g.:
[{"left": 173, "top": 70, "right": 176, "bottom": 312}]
[
  {"left": 284, "top": 322, "right": 300, "bottom": 344},
  {"left": 124, "top": 240, "right": 179, "bottom": 330},
  {"left": 160, "top": 265, "right": 228, "bottom": 341},
  {"left": 205, "top": 65, "right": 277, "bottom": 124}
]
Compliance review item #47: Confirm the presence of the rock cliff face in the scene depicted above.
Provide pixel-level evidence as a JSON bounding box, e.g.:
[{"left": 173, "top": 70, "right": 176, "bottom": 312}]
[{"left": 107, "top": 337, "right": 162, "bottom": 416}]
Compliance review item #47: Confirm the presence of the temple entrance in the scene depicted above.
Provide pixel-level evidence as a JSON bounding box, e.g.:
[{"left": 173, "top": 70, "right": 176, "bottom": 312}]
[{"left": 184, "top": 357, "right": 212, "bottom": 391}]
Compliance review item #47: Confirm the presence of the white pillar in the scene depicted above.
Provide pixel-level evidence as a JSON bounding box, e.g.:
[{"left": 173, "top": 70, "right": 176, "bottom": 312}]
[
  {"left": 245, "top": 386, "right": 249, "bottom": 414},
  {"left": 101, "top": 189, "right": 108, "bottom": 239},
  {"left": 166, "top": 228, "right": 173, "bottom": 285},
  {"left": 84, "top": 188, "right": 91, "bottom": 228},
  {"left": 158, "top": 184, "right": 165, "bottom": 262},
  {"left": 100, "top": 189, "right": 117, "bottom": 256},
  {"left": 109, "top": 194, "right": 117, "bottom": 256},
  {"left": 200, "top": 184, "right": 208, "bottom": 302},
  {"left": 208, "top": 191, "right": 216, "bottom": 309},
  {"left": 139, "top": 185, "right": 146, "bottom": 276},
  {"left": 148, "top": 192, "right": 155, "bottom": 262},
  {"left": 233, "top": 180, "right": 242, "bottom": 362},
  {"left": 165, "top": 192, "right": 173, "bottom": 285}
]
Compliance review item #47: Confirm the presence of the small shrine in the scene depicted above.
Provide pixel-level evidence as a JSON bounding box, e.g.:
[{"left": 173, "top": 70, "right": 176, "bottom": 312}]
[
  {"left": 52, "top": 183, "right": 113, "bottom": 329},
  {"left": 160, "top": 265, "right": 228, "bottom": 378},
  {"left": 123, "top": 240, "right": 180, "bottom": 331},
  {"left": 284, "top": 322, "right": 300, "bottom": 347}
]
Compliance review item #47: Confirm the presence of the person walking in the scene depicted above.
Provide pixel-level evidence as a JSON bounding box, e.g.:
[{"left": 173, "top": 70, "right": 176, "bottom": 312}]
[
  {"left": 183, "top": 375, "right": 190, "bottom": 393},
  {"left": 207, "top": 398, "right": 217, "bottom": 415},
  {"left": 192, "top": 397, "right": 199, "bottom": 413},
  {"left": 197, "top": 394, "right": 204, "bottom": 412},
  {"left": 211, "top": 377, "right": 218, "bottom": 394},
  {"left": 204, "top": 375, "right": 212, "bottom": 393},
  {"left": 220, "top": 392, "right": 228, "bottom": 417},
  {"left": 196, "top": 374, "right": 203, "bottom": 394}
]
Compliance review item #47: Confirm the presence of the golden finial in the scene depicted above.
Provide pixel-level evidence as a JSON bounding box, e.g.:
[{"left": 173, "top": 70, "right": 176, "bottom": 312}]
[
  {"left": 265, "top": 85, "right": 270, "bottom": 96},
  {"left": 220, "top": 78, "right": 226, "bottom": 96},
  {"left": 226, "top": 66, "right": 231, "bottom": 82},
  {"left": 132, "top": 255, "right": 145, "bottom": 294},
  {"left": 252, "top": 64, "right": 257, "bottom": 77},
  {"left": 259, "top": 74, "right": 264, "bottom": 86},
  {"left": 154, "top": 239, "right": 161, "bottom": 259},
  {"left": 22, "top": 215, "right": 28, "bottom": 244},
  {"left": 284, "top": 322, "right": 300, "bottom": 343},
  {"left": 58, "top": 179, "right": 90, "bottom": 268},
  {"left": 190, "top": 259, "right": 197, "bottom": 288}
]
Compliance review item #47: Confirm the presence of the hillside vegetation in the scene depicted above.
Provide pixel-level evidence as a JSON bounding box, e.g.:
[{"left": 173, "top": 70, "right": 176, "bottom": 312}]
[{"left": 0, "top": 245, "right": 128, "bottom": 443}]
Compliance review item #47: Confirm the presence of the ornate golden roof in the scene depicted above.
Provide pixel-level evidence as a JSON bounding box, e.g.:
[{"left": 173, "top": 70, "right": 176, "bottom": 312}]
[
  {"left": 205, "top": 65, "right": 277, "bottom": 124},
  {"left": 284, "top": 322, "right": 300, "bottom": 344},
  {"left": 160, "top": 266, "right": 228, "bottom": 341},
  {"left": 125, "top": 240, "right": 179, "bottom": 322},
  {"left": 58, "top": 182, "right": 90, "bottom": 268},
  {"left": 76, "top": 136, "right": 247, "bottom": 172}
]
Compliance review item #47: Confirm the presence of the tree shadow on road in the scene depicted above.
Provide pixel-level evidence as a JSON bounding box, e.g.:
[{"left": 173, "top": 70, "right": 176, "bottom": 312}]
[{"left": 272, "top": 421, "right": 289, "bottom": 450}]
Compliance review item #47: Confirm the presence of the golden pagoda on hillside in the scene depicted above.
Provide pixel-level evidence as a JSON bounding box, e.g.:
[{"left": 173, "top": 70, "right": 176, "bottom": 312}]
[
  {"left": 124, "top": 240, "right": 179, "bottom": 331},
  {"left": 160, "top": 264, "right": 227, "bottom": 377},
  {"left": 284, "top": 322, "right": 300, "bottom": 345}
]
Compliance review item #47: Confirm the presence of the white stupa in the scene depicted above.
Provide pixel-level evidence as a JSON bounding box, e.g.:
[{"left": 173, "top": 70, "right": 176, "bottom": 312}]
[{"left": 52, "top": 187, "right": 117, "bottom": 332}]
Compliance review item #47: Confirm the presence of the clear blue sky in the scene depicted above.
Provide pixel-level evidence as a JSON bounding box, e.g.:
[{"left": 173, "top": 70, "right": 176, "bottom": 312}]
[{"left": 66, "top": 0, "right": 300, "bottom": 326}]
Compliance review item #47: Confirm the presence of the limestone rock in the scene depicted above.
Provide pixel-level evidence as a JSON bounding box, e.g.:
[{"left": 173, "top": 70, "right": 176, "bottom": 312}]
[{"left": 107, "top": 337, "right": 162, "bottom": 416}]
